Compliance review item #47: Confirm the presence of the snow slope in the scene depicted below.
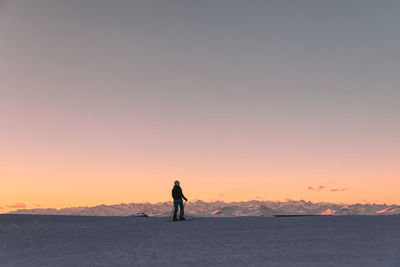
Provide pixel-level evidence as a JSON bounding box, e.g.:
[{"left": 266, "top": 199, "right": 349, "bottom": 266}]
[{"left": 0, "top": 215, "right": 399, "bottom": 266}]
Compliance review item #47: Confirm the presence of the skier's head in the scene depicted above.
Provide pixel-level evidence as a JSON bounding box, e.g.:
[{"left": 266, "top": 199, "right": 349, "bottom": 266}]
[{"left": 174, "top": 180, "right": 180, "bottom": 186}]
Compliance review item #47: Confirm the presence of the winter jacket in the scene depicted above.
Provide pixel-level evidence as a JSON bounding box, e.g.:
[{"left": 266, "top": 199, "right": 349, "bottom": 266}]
[{"left": 172, "top": 186, "right": 186, "bottom": 200}]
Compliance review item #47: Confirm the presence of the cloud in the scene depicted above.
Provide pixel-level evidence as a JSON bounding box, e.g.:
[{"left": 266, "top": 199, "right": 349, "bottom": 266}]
[
  {"left": 35, "top": 204, "right": 42, "bottom": 207},
  {"left": 329, "top": 188, "right": 348, "bottom": 192},
  {"left": 308, "top": 185, "right": 349, "bottom": 193},
  {"left": 0, "top": 207, "right": 3, "bottom": 209},
  {"left": 308, "top": 185, "right": 325, "bottom": 191},
  {"left": 284, "top": 198, "right": 292, "bottom": 202},
  {"left": 7, "top": 203, "right": 26, "bottom": 209}
]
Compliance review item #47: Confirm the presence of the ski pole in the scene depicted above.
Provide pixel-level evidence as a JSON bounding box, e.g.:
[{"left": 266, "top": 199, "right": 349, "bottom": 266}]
[{"left": 169, "top": 202, "right": 174, "bottom": 221}]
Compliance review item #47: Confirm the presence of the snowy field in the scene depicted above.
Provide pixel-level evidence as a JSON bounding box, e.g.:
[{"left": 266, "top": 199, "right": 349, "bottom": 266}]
[{"left": 1, "top": 215, "right": 399, "bottom": 267}]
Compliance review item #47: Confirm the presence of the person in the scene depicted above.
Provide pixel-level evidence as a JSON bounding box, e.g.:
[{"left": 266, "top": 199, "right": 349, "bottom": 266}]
[{"left": 172, "top": 180, "right": 187, "bottom": 221}]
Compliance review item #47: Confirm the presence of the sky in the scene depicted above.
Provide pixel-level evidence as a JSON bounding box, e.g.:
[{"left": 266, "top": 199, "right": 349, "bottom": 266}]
[{"left": 1, "top": 0, "right": 399, "bottom": 212}]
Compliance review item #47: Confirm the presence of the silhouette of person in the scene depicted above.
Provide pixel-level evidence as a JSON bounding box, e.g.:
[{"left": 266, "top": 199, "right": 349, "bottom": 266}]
[{"left": 172, "top": 180, "right": 187, "bottom": 221}]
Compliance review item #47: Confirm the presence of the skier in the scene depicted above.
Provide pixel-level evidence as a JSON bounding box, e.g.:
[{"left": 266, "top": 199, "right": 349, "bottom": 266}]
[{"left": 172, "top": 180, "right": 187, "bottom": 221}]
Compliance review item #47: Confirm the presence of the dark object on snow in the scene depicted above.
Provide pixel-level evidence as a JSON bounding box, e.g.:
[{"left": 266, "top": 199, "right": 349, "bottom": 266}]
[
  {"left": 274, "top": 215, "right": 327, "bottom": 217},
  {"left": 172, "top": 215, "right": 194, "bottom": 222},
  {"left": 172, "top": 215, "right": 192, "bottom": 222},
  {"left": 129, "top": 213, "right": 149, "bottom": 217}
]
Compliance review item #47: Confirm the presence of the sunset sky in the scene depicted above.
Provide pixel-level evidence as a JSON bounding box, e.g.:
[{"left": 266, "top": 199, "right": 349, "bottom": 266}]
[{"left": 1, "top": 0, "right": 399, "bottom": 213}]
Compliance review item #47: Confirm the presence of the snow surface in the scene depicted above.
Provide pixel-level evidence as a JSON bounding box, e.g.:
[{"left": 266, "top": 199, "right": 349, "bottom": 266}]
[{"left": 1, "top": 215, "right": 399, "bottom": 267}]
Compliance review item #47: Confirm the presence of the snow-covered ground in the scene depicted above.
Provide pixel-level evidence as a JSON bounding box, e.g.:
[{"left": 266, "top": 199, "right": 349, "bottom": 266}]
[{"left": 1, "top": 215, "right": 399, "bottom": 267}]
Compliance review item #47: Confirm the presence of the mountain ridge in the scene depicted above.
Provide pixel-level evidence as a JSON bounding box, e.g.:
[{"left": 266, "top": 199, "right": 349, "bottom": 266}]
[{"left": 7, "top": 200, "right": 400, "bottom": 217}]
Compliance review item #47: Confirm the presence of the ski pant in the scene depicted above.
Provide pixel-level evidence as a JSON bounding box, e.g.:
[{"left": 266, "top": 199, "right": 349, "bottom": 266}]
[{"left": 173, "top": 199, "right": 184, "bottom": 218}]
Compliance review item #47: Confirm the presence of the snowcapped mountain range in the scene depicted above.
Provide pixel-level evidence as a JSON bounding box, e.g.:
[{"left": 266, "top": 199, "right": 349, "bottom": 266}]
[{"left": 7, "top": 200, "right": 400, "bottom": 217}]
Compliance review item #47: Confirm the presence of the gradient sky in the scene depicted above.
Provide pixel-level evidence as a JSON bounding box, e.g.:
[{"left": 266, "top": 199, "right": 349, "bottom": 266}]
[{"left": 1, "top": 0, "right": 399, "bottom": 212}]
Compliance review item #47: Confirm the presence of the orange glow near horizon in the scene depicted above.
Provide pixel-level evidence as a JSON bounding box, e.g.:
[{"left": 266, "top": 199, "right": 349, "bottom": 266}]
[{"left": 1, "top": 149, "right": 399, "bottom": 213}]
